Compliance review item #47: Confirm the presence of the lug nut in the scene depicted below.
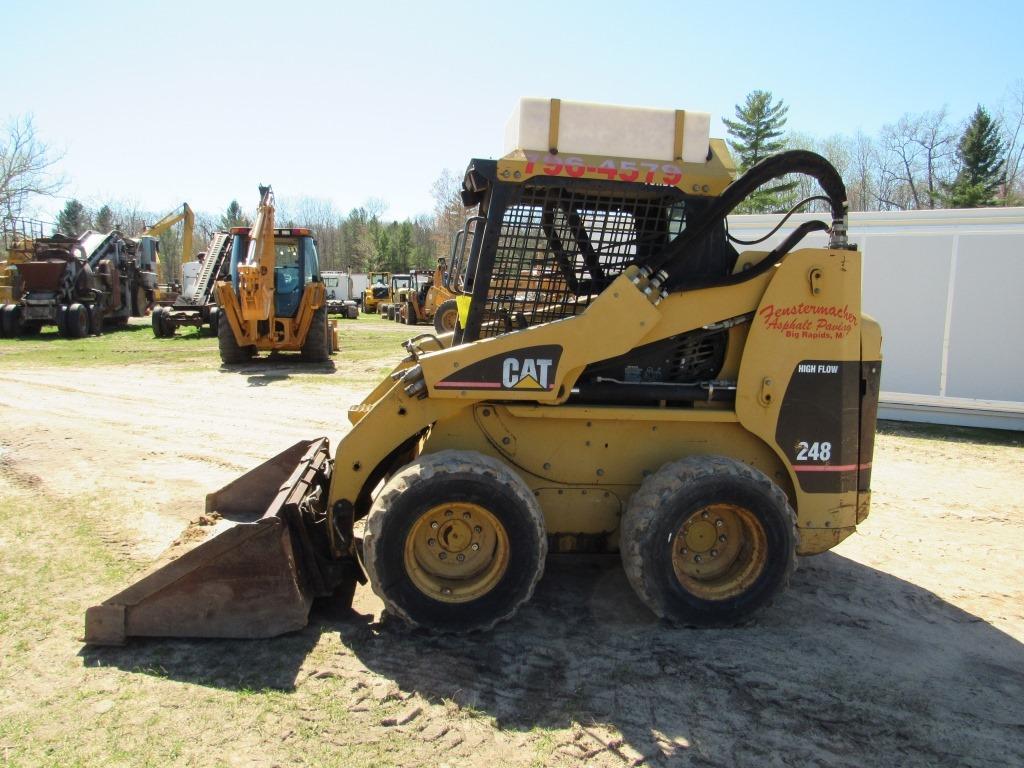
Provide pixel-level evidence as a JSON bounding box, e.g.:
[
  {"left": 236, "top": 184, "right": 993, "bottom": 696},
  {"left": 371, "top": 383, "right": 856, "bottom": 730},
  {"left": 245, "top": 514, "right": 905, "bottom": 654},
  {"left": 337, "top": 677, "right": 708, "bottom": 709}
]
[
  {"left": 473, "top": 525, "right": 482, "bottom": 533},
  {"left": 701, "top": 511, "right": 709, "bottom": 519},
  {"left": 428, "top": 538, "right": 436, "bottom": 547},
  {"left": 431, "top": 521, "right": 439, "bottom": 530},
  {"left": 456, "top": 554, "right": 465, "bottom": 562},
  {"left": 438, "top": 552, "right": 447, "bottom": 560},
  {"left": 445, "top": 509, "right": 453, "bottom": 517},
  {"left": 681, "top": 548, "right": 688, "bottom": 555},
  {"left": 719, "top": 534, "right": 727, "bottom": 543},
  {"left": 442, "top": 587, "right": 452, "bottom": 595},
  {"left": 463, "top": 511, "right": 471, "bottom": 519},
  {"left": 471, "top": 543, "right": 480, "bottom": 551},
  {"left": 715, "top": 519, "right": 724, "bottom": 528},
  {"left": 711, "top": 549, "right": 719, "bottom": 558},
  {"left": 694, "top": 554, "right": 703, "bottom": 563}
]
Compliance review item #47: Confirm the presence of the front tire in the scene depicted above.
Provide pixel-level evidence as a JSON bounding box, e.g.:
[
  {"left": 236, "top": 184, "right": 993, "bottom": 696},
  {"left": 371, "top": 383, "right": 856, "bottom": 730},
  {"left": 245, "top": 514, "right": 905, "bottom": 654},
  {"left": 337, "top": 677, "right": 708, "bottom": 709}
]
[
  {"left": 364, "top": 450, "right": 547, "bottom": 632},
  {"left": 620, "top": 455, "right": 796, "bottom": 626},
  {"left": 64, "top": 303, "right": 88, "bottom": 339},
  {"left": 433, "top": 299, "right": 458, "bottom": 334},
  {"left": 217, "top": 311, "right": 254, "bottom": 364},
  {"left": 300, "top": 305, "right": 330, "bottom": 362}
]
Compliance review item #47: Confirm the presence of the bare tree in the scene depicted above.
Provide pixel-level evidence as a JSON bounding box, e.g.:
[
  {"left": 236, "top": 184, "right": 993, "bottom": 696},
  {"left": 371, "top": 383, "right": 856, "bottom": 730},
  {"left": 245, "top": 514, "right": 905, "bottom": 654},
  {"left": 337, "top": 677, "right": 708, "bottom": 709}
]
[
  {"left": 431, "top": 169, "right": 466, "bottom": 256},
  {"left": 997, "top": 79, "right": 1024, "bottom": 203},
  {"left": 878, "top": 109, "right": 955, "bottom": 209},
  {"left": 0, "top": 115, "right": 64, "bottom": 223},
  {"left": 847, "top": 132, "right": 877, "bottom": 212}
]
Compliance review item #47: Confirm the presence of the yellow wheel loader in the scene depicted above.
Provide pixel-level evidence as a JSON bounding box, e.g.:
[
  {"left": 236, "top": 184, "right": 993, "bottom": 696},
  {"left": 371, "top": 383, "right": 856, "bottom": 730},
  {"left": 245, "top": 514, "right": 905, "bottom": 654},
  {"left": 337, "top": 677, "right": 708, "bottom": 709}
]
[
  {"left": 361, "top": 271, "right": 391, "bottom": 314},
  {"left": 395, "top": 256, "right": 461, "bottom": 333},
  {"left": 213, "top": 186, "right": 334, "bottom": 363},
  {"left": 85, "top": 100, "right": 881, "bottom": 644}
]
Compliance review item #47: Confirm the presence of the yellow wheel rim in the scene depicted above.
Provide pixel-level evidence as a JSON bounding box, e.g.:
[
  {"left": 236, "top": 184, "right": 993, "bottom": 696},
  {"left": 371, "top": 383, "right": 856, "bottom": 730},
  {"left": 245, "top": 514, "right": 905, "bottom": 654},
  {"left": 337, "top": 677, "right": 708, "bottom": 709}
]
[
  {"left": 439, "top": 308, "right": 457, "bottom": 332},
  {"left": 671, "top": 503, "right": 767, "bottom": 601},
  {"left": 404, "top": 502, "right": 509, "bottom": 603}
]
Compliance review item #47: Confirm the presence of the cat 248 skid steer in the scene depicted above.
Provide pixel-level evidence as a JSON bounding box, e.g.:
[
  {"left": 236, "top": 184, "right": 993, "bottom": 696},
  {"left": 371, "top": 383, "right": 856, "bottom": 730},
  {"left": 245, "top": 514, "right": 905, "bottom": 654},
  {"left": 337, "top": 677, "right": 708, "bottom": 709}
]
[{"left": 85, "top": 99, "right": 881, "bottom": 644}]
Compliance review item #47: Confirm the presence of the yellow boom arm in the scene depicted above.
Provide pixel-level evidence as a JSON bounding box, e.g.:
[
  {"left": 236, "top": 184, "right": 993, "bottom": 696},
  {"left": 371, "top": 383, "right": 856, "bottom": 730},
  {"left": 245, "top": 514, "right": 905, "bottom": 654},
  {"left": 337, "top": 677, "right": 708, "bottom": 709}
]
[{"left": 236, "top": 186, "right": 276, "bottom": 321}]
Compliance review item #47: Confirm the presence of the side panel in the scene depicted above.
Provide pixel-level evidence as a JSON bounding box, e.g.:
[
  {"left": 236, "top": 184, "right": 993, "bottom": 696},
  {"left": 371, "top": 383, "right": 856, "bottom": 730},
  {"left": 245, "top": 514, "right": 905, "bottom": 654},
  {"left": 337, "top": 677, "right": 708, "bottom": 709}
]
[{"left": 736, "top": 248, "right": 865, "bottom": 553}]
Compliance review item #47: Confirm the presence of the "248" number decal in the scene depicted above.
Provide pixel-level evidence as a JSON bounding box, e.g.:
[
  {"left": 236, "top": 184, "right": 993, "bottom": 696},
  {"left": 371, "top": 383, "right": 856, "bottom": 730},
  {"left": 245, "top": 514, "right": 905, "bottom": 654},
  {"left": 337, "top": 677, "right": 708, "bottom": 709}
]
[{"left": 796, "top": 441, "right": 832, "bottom": 461}]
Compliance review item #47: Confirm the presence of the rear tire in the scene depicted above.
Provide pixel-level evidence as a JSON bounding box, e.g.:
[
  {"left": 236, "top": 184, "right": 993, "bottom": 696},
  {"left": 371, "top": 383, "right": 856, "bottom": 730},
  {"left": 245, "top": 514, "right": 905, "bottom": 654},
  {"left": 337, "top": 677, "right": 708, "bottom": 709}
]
[
  {"left": 217, "top": 311, "right": 254, "bottom": 364},
  {"left": 1, "top": 304, "right": 20, "bottom": 337},
  {"left": 64, "top": 303, "right": 88, "bottom": 339},
  {"left": 364, "top": 450, "right": 546, "bottom": 632},
  {"left": 207, "top": 307, "right": 220, "bottom": 336},
  {"left": 404, "top": 301, "right": 416, "bottom": 325},
  {"left": 300, "top": 305, "right": 330, "bottom": 362},
  {"left": 152, "top": 306, "right": 166, "bottom": 338},
  {"left": 620, "top": 455, "right": 796, "bottom": 627},
  {"left": 88, "top": 304, "right": 104, "bottom": 336},
  {"left": 434, "top": 299, "right": 458, "bottom": 334}
]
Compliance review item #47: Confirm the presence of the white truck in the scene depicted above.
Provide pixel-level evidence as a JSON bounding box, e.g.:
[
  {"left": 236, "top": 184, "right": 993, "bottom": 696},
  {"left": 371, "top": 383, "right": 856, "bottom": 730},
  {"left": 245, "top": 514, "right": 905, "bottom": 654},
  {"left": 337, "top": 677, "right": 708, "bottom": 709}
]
[{"left": 321, "top": 271, "right": 361, "bottom": 318}]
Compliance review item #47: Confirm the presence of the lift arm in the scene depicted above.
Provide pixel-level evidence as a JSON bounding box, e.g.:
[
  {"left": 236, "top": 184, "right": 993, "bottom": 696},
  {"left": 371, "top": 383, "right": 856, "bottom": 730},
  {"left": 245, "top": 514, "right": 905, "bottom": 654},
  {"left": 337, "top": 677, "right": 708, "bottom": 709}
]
[
  {"left": 236, "top": 185, "right": 276, "bottom": 321},
  {"left": 142, "top": 204, "right": 195, "bottom": 280}
]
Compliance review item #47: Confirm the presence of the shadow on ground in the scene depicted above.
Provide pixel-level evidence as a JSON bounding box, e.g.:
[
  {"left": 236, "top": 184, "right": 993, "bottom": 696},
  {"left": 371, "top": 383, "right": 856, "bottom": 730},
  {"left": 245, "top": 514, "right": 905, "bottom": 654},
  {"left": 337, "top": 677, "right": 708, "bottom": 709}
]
[
  {"left": 80, "top": 553, "right": 1024, "bottom": 765},
  {"left": 213, "top": 356, "right": 338, "bottom": 384}
]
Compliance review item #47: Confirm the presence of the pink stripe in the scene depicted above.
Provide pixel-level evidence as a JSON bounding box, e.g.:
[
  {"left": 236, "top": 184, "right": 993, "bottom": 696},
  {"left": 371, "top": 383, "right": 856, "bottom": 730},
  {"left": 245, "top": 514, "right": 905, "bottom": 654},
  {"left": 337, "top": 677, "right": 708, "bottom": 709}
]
[
  {"left": 793, "top": 462, "right": 872, "bottom": 473},
  {"left": 435, "top": 381, "right": 504, "bottom": 389}
]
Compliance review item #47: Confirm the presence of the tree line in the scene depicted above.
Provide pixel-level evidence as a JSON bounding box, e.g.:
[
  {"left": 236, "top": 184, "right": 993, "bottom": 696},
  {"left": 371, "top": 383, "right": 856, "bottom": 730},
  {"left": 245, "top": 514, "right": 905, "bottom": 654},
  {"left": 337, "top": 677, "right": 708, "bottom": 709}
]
[
  {"left": 4, "top": 81, "right": 1022, "bottom": 277},
  {"left": 726, "top": 82, "right": 1023, "bottom": 213}
]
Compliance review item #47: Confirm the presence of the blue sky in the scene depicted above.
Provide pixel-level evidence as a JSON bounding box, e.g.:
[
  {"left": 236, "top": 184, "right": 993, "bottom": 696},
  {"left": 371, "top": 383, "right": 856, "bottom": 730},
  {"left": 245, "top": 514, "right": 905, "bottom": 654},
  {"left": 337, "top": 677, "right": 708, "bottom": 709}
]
[{"left": 3, "top": 0, "right": 1021, "bottom": 221}]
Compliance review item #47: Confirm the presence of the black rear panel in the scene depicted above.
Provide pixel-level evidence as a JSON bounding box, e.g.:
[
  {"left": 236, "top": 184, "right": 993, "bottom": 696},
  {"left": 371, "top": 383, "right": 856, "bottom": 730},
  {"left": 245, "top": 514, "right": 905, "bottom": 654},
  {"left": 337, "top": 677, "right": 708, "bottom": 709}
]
[{"left": 775, "top": 361, "right": 861, "bottom": 494}]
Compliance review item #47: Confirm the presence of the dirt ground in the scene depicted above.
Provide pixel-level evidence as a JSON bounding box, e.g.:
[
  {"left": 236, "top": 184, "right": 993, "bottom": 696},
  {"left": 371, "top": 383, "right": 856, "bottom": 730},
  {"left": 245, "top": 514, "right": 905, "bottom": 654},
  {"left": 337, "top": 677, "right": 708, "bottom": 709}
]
[{"left": 0, "top": 337, "right": 1022, "bottom": 767}]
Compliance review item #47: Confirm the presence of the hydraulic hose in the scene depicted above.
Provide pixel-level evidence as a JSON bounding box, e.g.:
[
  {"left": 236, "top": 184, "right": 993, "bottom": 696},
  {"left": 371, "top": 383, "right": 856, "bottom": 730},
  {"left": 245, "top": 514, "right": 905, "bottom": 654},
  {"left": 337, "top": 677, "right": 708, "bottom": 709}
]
[{"left": 643, "top": 150, "right": 848, "bottom": 287}]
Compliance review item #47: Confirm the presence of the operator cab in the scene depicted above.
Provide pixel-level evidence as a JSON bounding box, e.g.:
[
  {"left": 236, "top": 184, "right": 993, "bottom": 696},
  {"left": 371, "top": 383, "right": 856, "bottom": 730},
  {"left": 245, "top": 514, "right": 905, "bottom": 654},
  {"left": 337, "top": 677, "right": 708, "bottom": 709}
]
[{"left": 228, "top": 227, "right": 320, "bottom": 317}]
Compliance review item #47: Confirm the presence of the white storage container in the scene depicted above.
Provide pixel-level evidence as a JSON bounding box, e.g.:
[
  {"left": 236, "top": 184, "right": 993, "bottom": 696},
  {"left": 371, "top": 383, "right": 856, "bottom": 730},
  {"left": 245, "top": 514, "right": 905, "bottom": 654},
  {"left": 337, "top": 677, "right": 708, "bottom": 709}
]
[{"left": 504, "top": 98, "right": 711, "bottom": 164}]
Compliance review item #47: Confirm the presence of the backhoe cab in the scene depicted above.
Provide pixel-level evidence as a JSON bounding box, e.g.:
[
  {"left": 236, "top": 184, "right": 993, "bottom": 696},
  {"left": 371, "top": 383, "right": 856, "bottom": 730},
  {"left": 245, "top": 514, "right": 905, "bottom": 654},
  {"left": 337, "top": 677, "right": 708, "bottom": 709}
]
[
  {"left": 86, "top": 99, "right": 881, "bottom": 644},
  {"left": 213, "top": 186, "right": 334, "bottom": 363}
]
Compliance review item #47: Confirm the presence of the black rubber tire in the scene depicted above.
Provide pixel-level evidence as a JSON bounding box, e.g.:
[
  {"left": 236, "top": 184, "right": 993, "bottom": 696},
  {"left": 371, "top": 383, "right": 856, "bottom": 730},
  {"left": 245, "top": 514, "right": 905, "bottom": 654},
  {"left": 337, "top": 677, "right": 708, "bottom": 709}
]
[
  {"left": 363, "top": 450, "right": 547, "bottom": 632},
  {"left": 151, "top": 306, "right": 165, "bottom": 338},
  {"left": 87, "top": 304, "right": 104, "bottom": 336},
  {"left": 620, "top": 455, "right": 797, "bottom": 627},
  {"left": 207, "top": 307, "right": 220, "bottom": 336},
  {"left": 1, "top": 304, "right": 19, "bottom": 337},
  {"left": 132, "top": 284, "right": 147, "bottom": 317},
  {"left": 0, "top": 304, "right": 9, "bottom": 337},
  {"left": 56, "top": 305, "right": 68, "bottom": 337},
  {"left": 404, "top": 301, "right": 416, "bottom": 325},
  {"left": 161, "top": 308, "right": 177, "bottom": 338},
  {"left": 433, "top": 299, "right": 458, "bottom": 335},
  {"left": 64, "top": 303, "right": 88, "bottom": 339},
  {"left": 300, "top": 305, "right": 331, "bottom": 362},
  {"left": 20, "top": 320, "right": 41, "bottom": 336},
  {"left": 217, "top": 311, "right": 253, "bottom": 364}
]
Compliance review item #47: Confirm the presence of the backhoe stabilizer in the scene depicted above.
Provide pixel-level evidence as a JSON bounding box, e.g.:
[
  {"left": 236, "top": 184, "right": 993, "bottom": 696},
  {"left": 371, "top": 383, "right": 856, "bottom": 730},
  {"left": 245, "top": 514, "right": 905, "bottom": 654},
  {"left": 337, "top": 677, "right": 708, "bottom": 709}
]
[{"left": 84, "top": 439, "right": 361, "bottom": 645}]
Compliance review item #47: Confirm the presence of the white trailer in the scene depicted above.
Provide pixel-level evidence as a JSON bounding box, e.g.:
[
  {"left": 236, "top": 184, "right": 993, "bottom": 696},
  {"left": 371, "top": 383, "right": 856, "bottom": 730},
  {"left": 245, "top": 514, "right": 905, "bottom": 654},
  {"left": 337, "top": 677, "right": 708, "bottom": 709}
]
[
  {"left": 321, "top": 271, "right": 359, "bottom": 318},
  {"left": 728, "top": 207, "right": 1024, "bottom": 430}
]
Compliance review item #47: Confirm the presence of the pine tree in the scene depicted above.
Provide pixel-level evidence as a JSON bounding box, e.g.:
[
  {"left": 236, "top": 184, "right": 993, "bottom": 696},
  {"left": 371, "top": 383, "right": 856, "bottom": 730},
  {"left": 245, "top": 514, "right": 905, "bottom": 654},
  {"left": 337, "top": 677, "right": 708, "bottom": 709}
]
[
  {"left": 218, "top": 200, "right": 250, "bottom": 230},
  {"left": 723, "top": 90, "right": 795, "bottom": 212},
  {"left": 941, "top": 106, "right": 1005, "bottom": 208},
  {"left": 93, "top": 204, "right": 114, "bottom": 232},
  {"left": 55, "top": 199, "right": 90, "bottom": 236}
]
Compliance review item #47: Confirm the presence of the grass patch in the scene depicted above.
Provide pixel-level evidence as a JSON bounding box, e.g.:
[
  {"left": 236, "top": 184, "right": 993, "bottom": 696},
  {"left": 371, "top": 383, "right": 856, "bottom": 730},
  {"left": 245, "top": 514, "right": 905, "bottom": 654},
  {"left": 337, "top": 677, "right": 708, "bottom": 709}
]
[
  {"left": 0, "top": 318, "right": 217, "bottom": 368},
  {"left": 0, "top": 313, "right": 417, "bottom": 374}
]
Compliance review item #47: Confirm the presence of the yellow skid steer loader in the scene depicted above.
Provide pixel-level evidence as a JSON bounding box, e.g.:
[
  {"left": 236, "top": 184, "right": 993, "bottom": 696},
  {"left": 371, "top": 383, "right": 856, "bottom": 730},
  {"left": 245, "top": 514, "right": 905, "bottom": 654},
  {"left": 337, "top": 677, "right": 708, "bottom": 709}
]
[{"left": 85, "top": 99, "right": 880, "bottom": 643}]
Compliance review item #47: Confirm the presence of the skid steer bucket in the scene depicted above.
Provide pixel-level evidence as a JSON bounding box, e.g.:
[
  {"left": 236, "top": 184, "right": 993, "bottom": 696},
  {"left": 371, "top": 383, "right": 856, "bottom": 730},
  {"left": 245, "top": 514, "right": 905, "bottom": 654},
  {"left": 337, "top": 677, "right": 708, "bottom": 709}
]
[{"left": 85, "top": 438, "right": 354, "bottom": 645}]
